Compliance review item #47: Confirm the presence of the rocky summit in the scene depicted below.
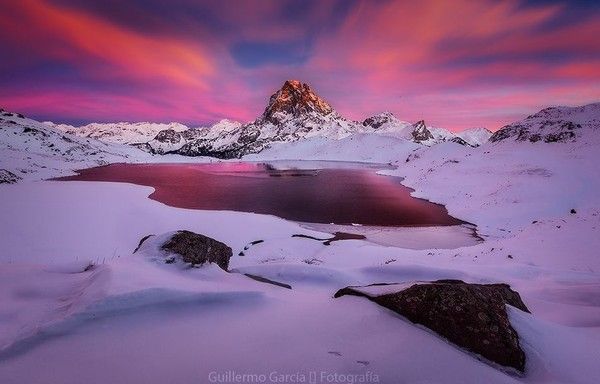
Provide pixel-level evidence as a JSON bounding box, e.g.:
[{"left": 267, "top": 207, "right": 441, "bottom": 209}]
[
  {"left": 263, "top": 80, "right": 334, "bottom": 124},
  {"left": 144, "top": 80, "right": 358, "bottom": 158}
]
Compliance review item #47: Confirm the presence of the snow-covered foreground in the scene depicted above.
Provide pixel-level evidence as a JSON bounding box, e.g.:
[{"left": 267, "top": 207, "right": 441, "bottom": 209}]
[{"left": 1, "top": 176, "right": 599, "bottom": 383}]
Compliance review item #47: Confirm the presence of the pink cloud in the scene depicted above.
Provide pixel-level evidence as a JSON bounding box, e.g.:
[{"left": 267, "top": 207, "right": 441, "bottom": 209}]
[
  {"left": 0, "top": 0, "right": 598, "bottom": 130},
  {"left": 301, "top": 0, "right": 600, "bottom": 130}
]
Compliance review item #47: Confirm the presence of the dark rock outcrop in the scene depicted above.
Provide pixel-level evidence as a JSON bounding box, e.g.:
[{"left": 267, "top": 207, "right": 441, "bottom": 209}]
[
  {"left": 450, "top": 136, "right": 473, "bottom": 147},
  {"left": 175, "top": 138, "right": 257, "bottom": 159},
  {"left": 153, "top": 129, "right": 182, "bottom": 144},
  {"left": 243, "top": 273, "right": 292, "bottom": 289},
  {"left": 160, "top": 230, "right": 233, "bottom": 271},
  {"left": 411, "top": 120, "right": 434, "bottom": 143},
  {"left": 263, "top": 80, "right": 333, "bottom": 124},
  {"left": 362, "top": 112, "right": 397, "bottom": 129},
  {"left": 335, "top": 280, "right": 530, "bottom": 372},
  {"left": 0, "top": 169, "right": 21, "bottom": 184},
  {"left": 130, "top": 142, "right": 155, "bottom": 153},
  {"left": 490, "top": 120, "right": 579, "bottom": 143},
  {"left": 180, "top": 129, "right": 206, "bottom": 141},
  {"left": 291, "top": 231, "right": 366, "bottom": 246}
]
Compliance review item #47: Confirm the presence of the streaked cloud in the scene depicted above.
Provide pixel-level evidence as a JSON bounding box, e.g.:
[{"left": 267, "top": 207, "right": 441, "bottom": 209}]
[{"left": 0, "top": 0, "right": 598, "bottom": 130}]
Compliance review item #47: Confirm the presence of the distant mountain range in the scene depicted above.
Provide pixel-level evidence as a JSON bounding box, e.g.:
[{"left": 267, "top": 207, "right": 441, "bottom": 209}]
[
  {"left": 1, "top": 83, "right": 598, "bottom": 182},
  {"left": 0, "top": 108, "right": 142, "bottom": 182},
  {"left": 52, "top": 122, "right": 190, "bottom": 146},
  {"left": 52, "top": 80, "right": 494, "bottom": 158}
]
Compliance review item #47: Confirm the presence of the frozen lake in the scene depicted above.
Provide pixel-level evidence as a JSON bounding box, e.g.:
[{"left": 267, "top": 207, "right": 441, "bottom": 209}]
[{"left": 56, "top": 162, "right": 465, "bottom": 227}]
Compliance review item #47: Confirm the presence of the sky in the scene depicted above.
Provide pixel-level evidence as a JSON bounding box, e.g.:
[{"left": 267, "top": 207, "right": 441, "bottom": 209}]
[{"left": 0, "top": 0, "right": 598, "bottom": 131}]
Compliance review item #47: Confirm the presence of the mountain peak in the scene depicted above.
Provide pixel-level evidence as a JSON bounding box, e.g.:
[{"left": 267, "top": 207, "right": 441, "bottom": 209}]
[
  {"left": 263, "top": 80, "right": 334, "bottom": 124},
  {"left": 283, "top": 79, "right": 302, "bottom": 89},
  {"left": 411, "top": 120, "right": 434, "bottom": 143}
]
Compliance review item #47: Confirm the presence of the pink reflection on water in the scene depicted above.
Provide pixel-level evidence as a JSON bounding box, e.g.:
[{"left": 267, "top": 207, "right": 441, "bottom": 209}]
[{"left": 56, "top": 163, "right": 464, "bottom": 227}]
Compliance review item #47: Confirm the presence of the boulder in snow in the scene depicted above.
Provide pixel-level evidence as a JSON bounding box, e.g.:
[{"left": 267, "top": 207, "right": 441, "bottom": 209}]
[
  {"left": 335, "top": 279, "right": 530, "bottom": 372},
  {"left": 135, "top": 231, "right": 233, "bottom": 271},
  {"left": 160, "top": 230, "right": 233, "bottom": 271}
]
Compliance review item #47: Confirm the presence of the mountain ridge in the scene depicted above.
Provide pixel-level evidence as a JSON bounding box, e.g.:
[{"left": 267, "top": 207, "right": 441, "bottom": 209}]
[
  {"left": 46, "top": 81, "right": 494, "bottom": 157},
  {"left": 143, "top": 81, "right": 492, "bottom": 157},
  {"left": 490, "top": 103, "right": 600, "bottom": 143},
  {"left": 6, "top": 82, "right": 596, "bottom": 168}
]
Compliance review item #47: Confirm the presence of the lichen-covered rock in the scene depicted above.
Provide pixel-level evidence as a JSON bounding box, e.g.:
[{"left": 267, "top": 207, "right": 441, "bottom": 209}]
[{"left": 335, "top": 280, "right": 530, "bottom": 372}]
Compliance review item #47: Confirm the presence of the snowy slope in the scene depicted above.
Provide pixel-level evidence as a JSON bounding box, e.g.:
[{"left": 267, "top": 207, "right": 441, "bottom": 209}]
[
  {"left": 457, "top": 127, "right": 493, "bottom": 146},
  {"left": 244, "top": 133, "right": 420, "bottom": 163},
  {"left": 388, "top": 103, "right": 600, "bottom": 237},
  {"left": 0, "top": 110, "right": 145, "bottom": 180},
  {"left": 1, "top": 170, "right": 599, "bottom": 383},
  {"left": 429, "top": 126, "right": 457, "bottom": 142},
  {"left": 360, "top": 111, "right": 413, "bottom": 138},
  {"left": 0, "top": 109, "right": 217, "bottom": 181}
]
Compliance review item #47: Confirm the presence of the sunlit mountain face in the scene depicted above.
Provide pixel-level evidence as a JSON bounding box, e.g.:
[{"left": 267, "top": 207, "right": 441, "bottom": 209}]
[{"left": 0, "top": 0, "right": 598, "bottom": 130}]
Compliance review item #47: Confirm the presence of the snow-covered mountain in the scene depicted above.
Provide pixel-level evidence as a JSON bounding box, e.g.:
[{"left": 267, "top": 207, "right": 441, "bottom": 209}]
[
  {"left": 52, "top": 121, "right": 190, "bottom": 145},
  {"left": 251, "top": 101, "right": 600, "bottom": 167},
  {"left": 164, "top": 80, "right": 362, "bottom": 158},
  {"left": 134, "top": 126, "right": 204, "bottom": 154},
  {"left": 142, "top": 81, "right": 490, "bottom": 158},
  {"left": 360, "top": 113, "right": 427, "bottom": 141},
  {"left": 358, "top": 112, "right": 483, "bottom": 146},
  {"left": 361, "top": 111, "right": 410, "bottom": 132},
  {"left": 48, "top": 81, "right": 494, "bottom": 158},
  {"left": 0, "top": 109, "right": 147, "bottom": 181},
  {"left": 490, "top": 103, "right": 600, "bottom": 144},
  {"left": 456, "top": 127, "right": 493, "bottom": 146}
]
